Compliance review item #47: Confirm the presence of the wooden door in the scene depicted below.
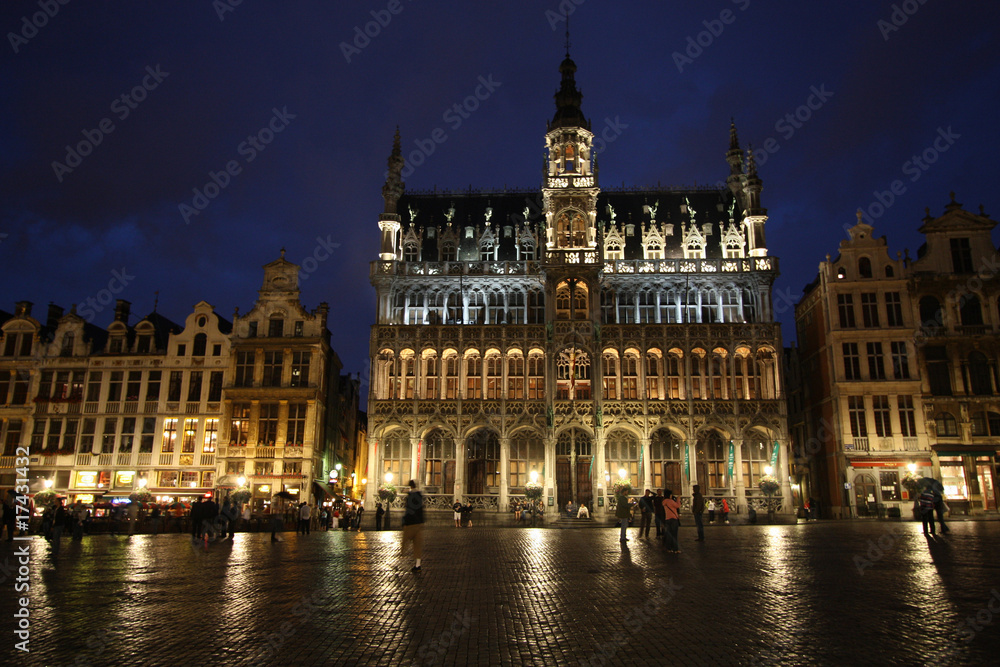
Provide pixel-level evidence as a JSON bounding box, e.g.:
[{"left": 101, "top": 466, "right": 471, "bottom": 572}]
[
  {"left": 576, "top": 457, "right": 593, "bottom": 507},
  {"left": 556, "top": 458, "right": 572, "bottom": 507}
]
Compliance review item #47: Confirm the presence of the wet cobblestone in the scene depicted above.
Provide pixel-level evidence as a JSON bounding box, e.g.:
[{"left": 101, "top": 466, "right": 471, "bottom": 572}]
[{"left": 3, "top": 521, "right": 1000, "bottom": 665}]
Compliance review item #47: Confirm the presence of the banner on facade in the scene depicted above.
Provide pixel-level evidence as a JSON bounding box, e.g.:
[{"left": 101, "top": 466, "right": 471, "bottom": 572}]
[
  {"left": 770, "top": 441, "right": 780, "bottom": 470},
  {"left": 727, "top": 441, "right": 735, "bottom": 481},
  {"left": 684, "top": 441, "right": 690, "bottom": 480}
]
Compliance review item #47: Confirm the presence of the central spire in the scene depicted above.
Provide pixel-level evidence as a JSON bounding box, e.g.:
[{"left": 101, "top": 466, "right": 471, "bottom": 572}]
[{"left": 549, "top": 43, "right": 588, "bottom": 131}]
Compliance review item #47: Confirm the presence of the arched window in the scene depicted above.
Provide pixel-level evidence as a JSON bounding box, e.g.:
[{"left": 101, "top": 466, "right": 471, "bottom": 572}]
[
  {"left": 602, "top": 351, "right": 619, "bottom": 400},
  {"left": 443, "top": 351, "right": 459, "bottom": 399},
  {"left": 465, "top": 353, "right": 482, "bottom": 399},
  {"left": 506, "top": 352, "right": 524, "bottom": 399},
  {"left": 650, "top": 429, "right": 682, "bottom": 492},
  {"left": 969, "top": 351, "right": 993, "bottom": 395},
  {"left": 605, "top": 430, "right": 640, "bottom": 489},
  {"left": 645, "top": 350, "right": 662, "bottom": 400},
  {"left": 621, "top": 352, "right": 639, "bottom": 400},
  {"left": 441, "top": 242, "right": 457, "bottom": 262},
  {"left": 422, "top": 352, "right": 439, "bottom": 399},
  {"left": 509, "top": 431, "right": 544, "bottom": 488},
  {"left": 858, "top": 257, "right": 873, "bottom": 278},
  {"left": 382, "top": 430, "right": 412, "bottom": 484},
  {"left": 665, "top": 350, "right": 683, "bottom": 399},
  {"left": 885, "top": 265, "right": 894, "bottom": 278},
  {"left": 960, "top": 294, "right": 984, "bottom": 326},
  {"left": 690, "top": 348, "right": 707, "bottom": 399},
  {"left": 741, "top": 433, "right": 769, "bottom": 489},
  {"left": 936, "top": 412, "right": 958, "bottom": 437},
  {"left": 485, "top": 352, "right": 503, "bottom": 399},
  {"left": 466, "top": 429, "right": 500, "bottom": 493},
  {"left": 710, "top": 348, "right": 728, "bottom": 399},
  {"left": 697, "top": 430, "right": 728, "bottom": 490},
  {"left": 422, "top": 429, "right": 455, "bottom": 493}
]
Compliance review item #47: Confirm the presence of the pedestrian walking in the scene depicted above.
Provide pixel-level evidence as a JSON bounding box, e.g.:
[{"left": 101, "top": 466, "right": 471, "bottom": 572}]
[
  {"left": 401, "top": 480, "right": 424, "bottom": 572},
  {"left": 691, "top": 484, "right": 705, "bottom": 541},
  {"left": 375, "top": 503, "right": 384, "bottom": 530},
  {"left": 616, "top": 494, "right": 632, "bottom": 543},
  {"left": 320, "top": 508, "right": 328, "bottom": 530},
  {"left": 720, "top": 498, "right": 730, "bottom": 524},
  {"left": 298, "top": 502, "right": 311, "bottom": 535},
  {"left": 355, "top": 503, "right": 365, "bottom": 531},
  {"left": 453, "top": 501, "right": 462, "bottom": 528},
  {"left": 241, "top": 506, "right": 251, "bottom": 533},
  {"left": 919, "top": 488, "right": 936, "bottom": 535},
  {"left": 707, "top": 498, "right": 716, "bottom": 524},
  {"left": 662, "top": 489, "right": 681, "bottom": 553},
  {"left": 638, "top": 489, "right": 654, "bottom": 538},
  {"left": 460, "top": 503, "right": 474, "bottom": 528},
  {"left": 653, "top": 489, "right": 665, "bottom": 538},
  {"left": 803, "top": 499, "right": 811, "bottom": 521}
]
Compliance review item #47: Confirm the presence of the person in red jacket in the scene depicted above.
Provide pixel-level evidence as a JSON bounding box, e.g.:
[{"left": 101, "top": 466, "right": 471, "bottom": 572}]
[{"left": 662, "top": 490, "right": 681, "bottom": 553}]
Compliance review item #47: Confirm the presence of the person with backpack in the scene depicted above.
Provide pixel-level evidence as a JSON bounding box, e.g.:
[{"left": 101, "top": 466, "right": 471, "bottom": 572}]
[
  {"left": 401, "top": 480, "right": 425, "bottom": 571},
  {"left": 918, "top": 488, "right": 937, "bottom": 535}
]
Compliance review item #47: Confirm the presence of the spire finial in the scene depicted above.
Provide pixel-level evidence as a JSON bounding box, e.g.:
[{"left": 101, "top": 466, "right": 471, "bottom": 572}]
[
  {"left": 746, "top": 144, "right": 758, "bottom": 178},
  {"left": 280, "top": 247, "right": 286, "bottom": 258},
  {"left": 153, "top": 290, "right": 159, "bottom": 313},
  {"left": 565, "top": 11, "right": 571, "bottom": 58},
  {"left": 856, "top": 209, "right": 863, "bottom": 225}
]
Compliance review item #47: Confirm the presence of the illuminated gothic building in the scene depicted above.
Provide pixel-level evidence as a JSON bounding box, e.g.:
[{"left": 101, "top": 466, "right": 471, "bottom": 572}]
[{"left": 365, "top": 54, "right": 791, "bottom": 517}]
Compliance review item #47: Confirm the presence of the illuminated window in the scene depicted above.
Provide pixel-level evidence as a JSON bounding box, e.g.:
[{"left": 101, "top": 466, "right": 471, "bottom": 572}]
[
  {"left": 203, "top": 419, "right": 218, "bottom": 453},
  {"left": 161, "top": 418, "right": 177, "bottom": 453}
]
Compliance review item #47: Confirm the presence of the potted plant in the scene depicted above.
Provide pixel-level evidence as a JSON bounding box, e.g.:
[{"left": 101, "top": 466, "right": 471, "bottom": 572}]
[
  {"left": 130, "top": 489, "right": 153, "bottom": 504},
  {"left": 33, "top": 489, "right": 57, "bottom": 508},
  {"left": 229, "top": 488, "right": 251, "bottom": 506},
  {"left": 758, "top": 475, "right": 780, "bottom": 518},
  {"left": 377, "top": 483, "right": 397, "bottom": 505},
  {"left": 611, "top": 479, "right": 632, "bottom": 498}
]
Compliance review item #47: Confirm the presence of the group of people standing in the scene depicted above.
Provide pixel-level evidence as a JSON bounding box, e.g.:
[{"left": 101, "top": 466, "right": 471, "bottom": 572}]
[{"left": 621, "top": 485, "right": 731, "bottom": 552}]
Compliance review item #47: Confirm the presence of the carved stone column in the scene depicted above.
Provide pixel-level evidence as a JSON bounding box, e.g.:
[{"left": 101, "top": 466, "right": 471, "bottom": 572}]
[{"left": 499, "top": 436, "right": 510, "bottom": 511}]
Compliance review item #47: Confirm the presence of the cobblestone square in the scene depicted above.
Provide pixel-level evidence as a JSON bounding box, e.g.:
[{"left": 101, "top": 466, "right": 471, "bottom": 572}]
[{"left": 3, "top": 521, "right": 1000, "bottom": 666}]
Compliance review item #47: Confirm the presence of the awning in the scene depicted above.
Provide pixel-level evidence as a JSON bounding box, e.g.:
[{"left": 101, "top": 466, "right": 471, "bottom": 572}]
[
  {"left": 932, "top": 447, "right": 998, "bottom": 457},
  {"left": 849, "top": 458, "right": 932, "bottom": 468},
  {"left": 313, "top": 480, "right": 345, "bottom": 500}
]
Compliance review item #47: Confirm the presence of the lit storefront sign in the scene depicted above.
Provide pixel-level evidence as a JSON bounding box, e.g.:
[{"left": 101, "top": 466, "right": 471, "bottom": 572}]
[
  {"left": 76, "top": 471, "right": 98, "bottom": 488},
  {"left": 115, "top": 471, "right": 135, "bottom": 487}
]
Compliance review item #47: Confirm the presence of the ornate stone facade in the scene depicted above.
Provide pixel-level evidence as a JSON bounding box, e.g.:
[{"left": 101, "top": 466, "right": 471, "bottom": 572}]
[{"left": 366, "top": 55, "right": 790, "bottom": 517}]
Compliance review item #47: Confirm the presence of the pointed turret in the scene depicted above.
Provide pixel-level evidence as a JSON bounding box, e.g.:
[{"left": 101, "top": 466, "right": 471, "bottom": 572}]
[
  {"left": 378, "top": 128, "right": 404, "bottom": 261},
  {"left": 549, "top": 55, "right": 589, "bottom": 131},
  {"left": 742, "top": 144, "right": 768, "bottom": 257},
  {"left": 726, "top": 118, "right": 746, "bottom": 206}
]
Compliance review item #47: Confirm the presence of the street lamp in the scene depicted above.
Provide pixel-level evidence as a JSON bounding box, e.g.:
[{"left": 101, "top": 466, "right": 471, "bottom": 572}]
[
  {"left": 336, "top": 463, "right": 342, "bottom": 471},
  {"left": 764, "top": 466, "right": 773, "bottom": 476},
  {"left": 384, "top": 472, "right": 393, "bottom": 484},
  {"left": 529, "top": 470, "right": 538, "bottom": 484},
  {"left": 361, "top": 478, "right": 367, "bottom": 485},
  {"left": 618, "top": 468, "right": 627, "bottom": 480},
  {"left": 907, "top": 463, "right": 917, "bottom": 474},
  {"left": 137, "top": 477, "right": 148, "bottom": 489},
  {"left": 237, "top": 475, "right": 246, "bottom": 487},
  {"left": 43, "top": 479, "right": 53, "bottom": 489}
]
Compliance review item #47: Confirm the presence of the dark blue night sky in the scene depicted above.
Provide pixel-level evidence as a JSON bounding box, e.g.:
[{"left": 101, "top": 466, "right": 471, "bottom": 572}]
[{"left": 2, "top": 1, "right": 998, "bottom": 385}]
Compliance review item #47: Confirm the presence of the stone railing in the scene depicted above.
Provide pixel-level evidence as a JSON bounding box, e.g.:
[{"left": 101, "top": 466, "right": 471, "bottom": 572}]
[
  {"left": 373, "top": 260, "right": 541, "bottom": 278},
  {"left": 462, "top": 495, "right": 500, "bottom": 511},
  {"left": 602, "top": 256, "right": 777, "bottom": 275}
]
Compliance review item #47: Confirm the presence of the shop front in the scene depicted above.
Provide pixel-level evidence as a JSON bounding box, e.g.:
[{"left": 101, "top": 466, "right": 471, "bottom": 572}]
[
  {"left": 933, "top": 449, "right": 998, "bottom": 515},
  {"left": 847, "top": 458, "right": 933, "bottom": 518}
]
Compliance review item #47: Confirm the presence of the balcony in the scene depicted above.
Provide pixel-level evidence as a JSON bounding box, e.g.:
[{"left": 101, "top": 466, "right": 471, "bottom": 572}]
[
  {"left": 98, "top": 453, "right": 113, "bottom": 467},
  {"left": 158, "top": 453, "right": 174, "bottom": 466},
  {"left": 123, "top": 401, "right": 139, "bottom": 414},
  {"left": 200, "top": 454, "right": 216, "bottom": 466},
  {"left": 255, "top": 447, "right": 276, "bottom": 459},
  {"left": 137, "top": 453, "right": 152, "bottom": 466},
  {"left": 902, "top": 437, "right": 920, "bottom": 451},
  {"left": 116, "top": 452, "right": 133, "bottom": 466},
  {"left": 845, "top": 437, "right": 870, "bottom": 452},
  {"left": 372, "top": 259, "right": 539, "bottom": 278},
  {"left": 76, "top": 453, "right": 92, "bottom": 466}
]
